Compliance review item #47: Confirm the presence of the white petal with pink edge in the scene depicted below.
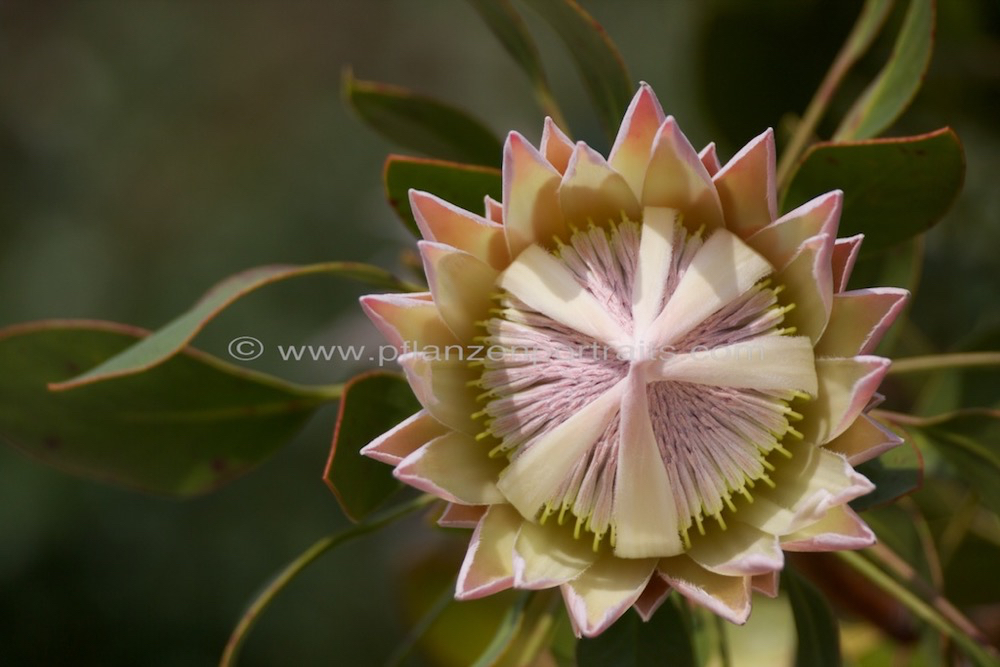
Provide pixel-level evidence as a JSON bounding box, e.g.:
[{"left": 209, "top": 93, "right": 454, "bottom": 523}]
[
  {"left": 746, "top": 190, "right": 842, "bottom": 271},
  {"left": 502, "top": 131, "right": 565, "bottom": 256},
  {"left": 774, "top": 233, "right": 834, "bottom": 343},
  {"left": 781, "top": 504, "right": 875, "bottom": 551},
  {"left": 398, "top": 352, "right": 480, "bottom": 436},
  {"left": 824, "top": 413, "right": 903, "bottom": 465},
  {"left": 633, "top": 572, "right": 672, "bottom": 621},
  {"left": 437, "top": 503, "right": 487, "bottom": 529},
  {"left": 609, "top": 83, "right": 665, "bottom": 199},
  {"left": 713, "top": 128, "right": 777, "bottom": 238},
  {"left": 815, "top": 288, "right": 909, "bottom": 357},
  {"left": 513, "top": 521, "right": 599, "bottom": 589},
  {"left": 541, "top": 117, "right": 574, "bottom": 174},
  {"left": 456, "top": 505, "right": 521, "bottom": 600},
  {"left": 699, "top": 143, "right": 721, "bottom": 176},
  {"left": 738, "top": 446, "right": 874, "bottom": 536},
  {"left": 419, "top": 241, "right": 499, "bottom": 342},
  {"left": 360, "top": 292, "right": 458, "bottom": 351},
  {"left": 687, "top": 522, "right": 784, "bottom": 576},
  {"left": 395, "top": 431, "right": 506, "bottom": 505},
  {"left": 641, "top": 117, "right": 725, "bottom": 231},
  {"left": 831, "top": 234, "right": 864, "bottom": 292},
  {"left": 562, "top": 553, "right": 657, "bottom": 637},
  {"left": 410, "top": 190, "right": 509, "bottom": 269},
  {"left": 751, "top": 571, "right": 780, "bottom": 598},
  {"left": 659, "top": 555, "right": 752, "bottom": 624},
  {"left": 802, "top": 356, "right": 891, "bottom": 445},
  {"left": 559, "top": 141, "right": 642, "bottom": 229},
  {"left": 360, "top": 409, "right": 448, "bottom": 465}
]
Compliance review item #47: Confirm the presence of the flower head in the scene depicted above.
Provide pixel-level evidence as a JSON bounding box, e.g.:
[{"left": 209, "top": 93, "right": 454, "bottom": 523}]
[{"left": 360, "top": 85, "right": 908, "bottom": 636}]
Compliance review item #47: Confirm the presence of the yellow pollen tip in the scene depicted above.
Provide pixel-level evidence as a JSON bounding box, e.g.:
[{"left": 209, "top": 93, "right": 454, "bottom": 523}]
[
  {"left": 791, "top": 390, "right": 812, "bottom": 400},
  {"left": 772, "top": 284, "right": 786, "bottom": 295},
  {"left": 739, "top": 487, "right": 754, "bottom": 503},
  {"left": 694, "top": 513, "right": 706, "bottom": 535},
  {"left": 760, "top": 474, "right": 776, "bottom": 489},
  {"left": 724, "top": 493, "right": 737, "bottom": 512},
  {"left": 558, "top": 503, "right": 569, "bottom": 525},
  {"left": 574, "top": 516, "right": 584, "bottom": 539},
  {"left": 592, "top": 532, "right": 603, "bottom": 552},
  {"left": 761, "top": 458, "right": 776, "bottom": 472},
  {"left": 775, "top": 444, "right": 793, "bottom": 458},
  {"left": 681, "top": 528, "right": 692, "bottom": 550},
  {"left": 540, "top": 503, "right": 555, "bottom": 525},
  {"left": 785, "top": 409, "right": 804, "bottom": 420},
  {"left": 713, "top": 513, "right": 727, "bottom": 530},
  {"left": 487, "top": 441, "right": 505, "bottom": 456},
  {"left": 786, "top": 426, "right": 804, "bottom": 440}
]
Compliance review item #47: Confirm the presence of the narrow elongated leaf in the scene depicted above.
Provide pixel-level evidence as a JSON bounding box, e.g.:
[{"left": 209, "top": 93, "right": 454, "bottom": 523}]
[
  {"left": 851, "top": 437, "right": 923, "bottom": 511},
  {"left": 843, "top": 0, "right": 898, "bottom": 62},
  {"left": 471, "top": 592, "right": 531, "bottom": 667},
  {"left": 323, "top": 372, "right": 421, "bottom": 522},
  {"left": 0, "top": 320, "right": 333, "bottom": 496},
  {"left": 785, "top": 568, "right": 842, "bottom": 667},
  {"left": 466, "top": 0, "right": 567, "bottom": 129},
  {"left": 783, "top": 128, "right": 964, "bottom": 256},
  {"left": 52, "top": 262, "right": 417, "bottom": 390},
  {"left": 344, "top": 69, "right": 502, "bottom": 167},
  {"left": 577, "top": 598, "right": 695, "bottom": 667},
  {"left": 384, "top": 154, "right": 502, "bottom": 236},
  {"left": 835, "top": 0, "right": 936, "bottom": 140},
  {"left": 521, "top": 0, "right": 631, "bottom": 139},
  {"left": 913, "top": 410, "right": 1000, "bottom": 515},
  {"left": 467, "top": 0, "right": 546, "bottom": 89}
]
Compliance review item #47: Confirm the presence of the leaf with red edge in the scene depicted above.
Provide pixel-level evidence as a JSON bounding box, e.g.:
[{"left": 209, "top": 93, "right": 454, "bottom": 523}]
[
  {"left": 783, "top": 128, "right": 964, "bottom": 256},
  {"left": 0, "top": 320, "right": 332, "bottom": 496},
  {"left": 384, "top": 155, "right": 502, "bottom": 237},
  {"left": 344, "top": 69, "right": 502, "bottom": 167},
  {"left": 51, "top": 261, "right": 417, "bottom": 391},
  {"left": 324, "top": 372, "right": 422, "bottom": 522}
]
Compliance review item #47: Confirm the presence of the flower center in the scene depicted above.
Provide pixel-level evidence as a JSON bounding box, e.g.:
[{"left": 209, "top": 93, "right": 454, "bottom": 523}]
[{"left": 476, "top": 213, "right": 815, "bottom": 557}]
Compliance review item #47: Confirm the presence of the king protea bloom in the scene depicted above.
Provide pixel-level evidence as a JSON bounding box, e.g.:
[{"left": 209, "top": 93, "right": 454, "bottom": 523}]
[{"left": 360, "top": 84, "right": 908, "bottom": 636}]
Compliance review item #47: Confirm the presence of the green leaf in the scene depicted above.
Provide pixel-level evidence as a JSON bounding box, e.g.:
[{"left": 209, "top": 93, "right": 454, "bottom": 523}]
[
  {"left": 783, "top": 128, "right": 964, "bottom": 256},
  {"left": 384, "top": 154, "right": 502, "bottom": 236},
  {"left": 913, "top": 410, "right": 1000, "bottom": 515},
  {"left": 785, "top": 568, "right": 842, "bottom": 667},
  {"left": 470, "top": 592, "right": 531, "bottom": 667},
  {"left": 465, "top": 0, "right": 568, "bottom": 129},
  {"left": 577, "top": 598, "right": 695, "bottom": 667},
  {"left": 0, "top": 320, "right": 334, "bottom": 496},
  {"left": 835, "top": 0, "right": 936, "bottom": 140},
  {"left": 520, "top": 0, "right": 632, "bottom": 140},
  {"left": 842, "top": 0, "right": 898, "bottom": 63},
  {"left": 343, "top": 69, "right": 502, "bottom": 167},
  {"left": 322, "top": 372, "right": 421, "bottom": 522},
  {"left": 851, "top": 437, "right": 924, "bottom": 511},
  {"left": 51, "top": 262, "right": 417, "bottom": 390}
]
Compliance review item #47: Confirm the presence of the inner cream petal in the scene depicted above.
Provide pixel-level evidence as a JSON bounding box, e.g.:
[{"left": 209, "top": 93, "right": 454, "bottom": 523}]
[{"left": 499, "top": 245, "right": 630, "bottom": 348}]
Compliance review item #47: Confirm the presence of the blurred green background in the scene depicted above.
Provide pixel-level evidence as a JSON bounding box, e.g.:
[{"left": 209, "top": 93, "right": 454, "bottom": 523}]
[{"left": 1, "top": 1, "right": 998, "bottom": 665}]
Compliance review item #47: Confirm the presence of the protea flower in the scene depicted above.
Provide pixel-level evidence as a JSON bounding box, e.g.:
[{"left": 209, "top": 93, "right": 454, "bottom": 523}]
[{"left": 359, "top": 84, "right": 908, "bottom": 637}]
